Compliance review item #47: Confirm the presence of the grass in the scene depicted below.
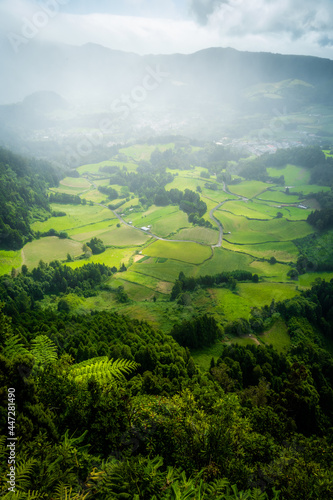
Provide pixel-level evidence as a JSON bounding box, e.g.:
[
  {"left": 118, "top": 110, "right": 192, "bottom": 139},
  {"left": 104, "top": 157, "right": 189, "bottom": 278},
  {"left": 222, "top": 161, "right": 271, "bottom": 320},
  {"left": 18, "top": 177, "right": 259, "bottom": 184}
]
[
  {"left": 66, "top": 247, "right": 137, "bottom": 270},
  {"left": 259, "top": 318, "right": 291, "bottom": 352},
  {"left": 111, "top": 270, "right": 168, "bottom": 292},
  {"left": 217, "top": 211, "right": 314, "bottom": 244},
  {"left": 77, "top": 160, "right": 138, "bottom": 175},
  {"left": 298, "top": 272, "right": 333, "bottom": 288},
  {"left": 228, "top": 180, "right": 273, "bottom": 199},
  {"left": 131, "top": 259, "right": 196, "bottom": 282},
  {"left": 32, "top": 204, "right": 114, "bottom": 234},
  {"left": 208, "top": 282, "right": 299, "bottom": 324},
  {"left": 175, "top": 227, "right": 219, "bottom": 245},
  {"left": 144, "top": 240, "right": 212, "bottom": 264},
  {"left": 256, "top": 190, "right": 303, "bottom": 204},
  {"left": 249, "top": 261, "right": 292, "bottom": 281},
  {"left": 0, "top": 250, "right": 22, "bottom": 276},
  {"left": 97, "top": 225, "right": 151, "bottom": 247},
  {"left": 198, "top": 247, "right": 253, "bottom": 274},
  {"left": 267, "top": 164, "right": 311, "bottom": 186},
  {"left": 191, "top": 342, "right": 226, "bottom": 371},
  {"left": 222, "top": 240, "right": 299, "bottom": 262},
  {"left": 22, "top": 237, "right": 83, "bottom": 269}
]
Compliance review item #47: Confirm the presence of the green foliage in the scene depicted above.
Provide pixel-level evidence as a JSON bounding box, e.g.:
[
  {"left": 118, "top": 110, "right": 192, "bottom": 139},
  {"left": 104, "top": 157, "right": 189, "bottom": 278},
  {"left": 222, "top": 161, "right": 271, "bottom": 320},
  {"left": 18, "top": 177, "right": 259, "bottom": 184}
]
[{"left": 68, "top": 356, "right": 138, "bottom": 385}]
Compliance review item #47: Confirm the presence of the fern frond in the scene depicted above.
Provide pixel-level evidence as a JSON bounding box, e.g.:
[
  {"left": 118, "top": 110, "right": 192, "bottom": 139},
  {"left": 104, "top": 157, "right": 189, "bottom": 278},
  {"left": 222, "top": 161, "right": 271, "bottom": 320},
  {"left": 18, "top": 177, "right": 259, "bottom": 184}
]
[
  {"left": 31, "top": 335, "right": 58, "bottom": 368},
  {"left": 68, "top": 357, "right": 138, "bottom": 385},
  {"left": 14, "top": 457, "right": 38, "bottom": 491},
  {"left": 3, "top": 334, "right": 29, "bottom": 359},
  {"left": 53, "top": 483, "right": 90, "bottom": 499},
  {"left": 0, "top": 490, "right": 42, "bottom": 499}
]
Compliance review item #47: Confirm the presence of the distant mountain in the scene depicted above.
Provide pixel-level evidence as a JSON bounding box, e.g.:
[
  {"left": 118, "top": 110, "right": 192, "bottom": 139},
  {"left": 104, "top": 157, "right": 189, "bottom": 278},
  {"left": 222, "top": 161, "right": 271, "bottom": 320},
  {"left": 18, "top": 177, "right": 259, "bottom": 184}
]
[
  {"left": 1, "top": 41, "right": 333, "bottom": 107},
  {"left": 0, "top": 41, "right": 333, "bottom": 157}
]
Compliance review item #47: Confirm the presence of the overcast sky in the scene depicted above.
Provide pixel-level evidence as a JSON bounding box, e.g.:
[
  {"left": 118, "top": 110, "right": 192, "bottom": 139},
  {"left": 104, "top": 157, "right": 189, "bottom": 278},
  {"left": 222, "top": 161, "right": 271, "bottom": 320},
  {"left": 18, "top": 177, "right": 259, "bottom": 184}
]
[{"left": 1, "top": 0, "right": 333, "bottom": 59}]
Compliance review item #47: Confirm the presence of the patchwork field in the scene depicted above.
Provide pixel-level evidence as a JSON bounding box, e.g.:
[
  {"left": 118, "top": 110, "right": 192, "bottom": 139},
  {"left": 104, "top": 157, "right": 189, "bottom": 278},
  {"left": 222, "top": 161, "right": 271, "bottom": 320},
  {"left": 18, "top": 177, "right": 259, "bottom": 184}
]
[
  {"left": 217, "top": 211, "right": 314, "bottom": 244},
  {"left": 3, "top": 143, "right": 333, "bottom": 350},
  {"left": 222, "top": 239, "right": 299, "bottom": 262},
  {"left": 143, "top": 240, "right": 212, "bottom": 264}
]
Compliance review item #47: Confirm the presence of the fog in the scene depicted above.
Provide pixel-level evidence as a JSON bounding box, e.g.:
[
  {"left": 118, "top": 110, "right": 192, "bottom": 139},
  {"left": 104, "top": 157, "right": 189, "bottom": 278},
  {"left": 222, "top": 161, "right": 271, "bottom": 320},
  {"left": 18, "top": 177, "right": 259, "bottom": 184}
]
[{"left": 0, "top": 1, "right": 333, "bottom": 164}]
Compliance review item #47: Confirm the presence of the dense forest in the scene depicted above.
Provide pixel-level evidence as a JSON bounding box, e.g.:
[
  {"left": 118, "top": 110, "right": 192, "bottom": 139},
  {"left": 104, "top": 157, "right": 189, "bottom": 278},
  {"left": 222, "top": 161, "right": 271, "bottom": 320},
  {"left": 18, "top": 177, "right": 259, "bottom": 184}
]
[
  {"left": 1, "top": 271, "right": 333, "bottom": 498},
  {"left": 0, "top": 149, "right": 63, "bottom": 249}
]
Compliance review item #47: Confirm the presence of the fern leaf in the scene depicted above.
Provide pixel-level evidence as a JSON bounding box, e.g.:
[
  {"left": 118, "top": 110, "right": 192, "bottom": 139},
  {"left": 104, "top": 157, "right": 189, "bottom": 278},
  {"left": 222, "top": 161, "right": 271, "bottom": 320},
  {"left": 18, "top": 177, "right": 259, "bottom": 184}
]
[
  {"left": 3, "top": 334, "right": 29, "bottom": 359},
  {"left": 68, "top": 357, "right": 138, "bottom": 385},
  {"left": 31, "top": 335, "right": 58, "bottom": 368}
]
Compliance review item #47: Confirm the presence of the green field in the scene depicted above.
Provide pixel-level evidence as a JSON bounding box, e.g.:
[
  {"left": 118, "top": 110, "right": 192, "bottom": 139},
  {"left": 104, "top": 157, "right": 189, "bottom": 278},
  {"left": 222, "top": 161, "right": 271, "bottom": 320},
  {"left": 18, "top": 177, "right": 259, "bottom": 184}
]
[
  {"left": 256, "top": 190, "right": 303, "bottom": 204},
  {"left": 217, "top": 211, "right": 314, "bottom": 244},
  {"left": 229, "top": 180, "right": 273, "bottom": 199},
  {"left": 66, "top": 246, "right": 137, "bottom": 270},
  {"left": 32, "top": 204, "right": 115, "bottom": 234},
  {"left": 0, "top": 250, "right": 22, "bottom": 276},
  {"left": 198, "top": 247, "right": 253, "bottom": 274},
  {"left": 144, "top": 240, "right": 212, "bottom": 264},
  {"left": 222, "top": 239, "right": 299, "bottom": 262},
  {"left": 175, "top": 227, "right": 219, "bottom": 245},
  {"left": 208, "top": 282, "right": 298, "bottom": 323},
  {"left": 22, "top": 237, "right": 83, "bottom": 269},
  {"left": 259, "top": 318, "right": 291, "bottom": 352},
  {"left": 91, "top": 225, "right": 151, "bottom": 247},
  {"left": 267, "top": 164, "right": 310, "bottom": 186}
]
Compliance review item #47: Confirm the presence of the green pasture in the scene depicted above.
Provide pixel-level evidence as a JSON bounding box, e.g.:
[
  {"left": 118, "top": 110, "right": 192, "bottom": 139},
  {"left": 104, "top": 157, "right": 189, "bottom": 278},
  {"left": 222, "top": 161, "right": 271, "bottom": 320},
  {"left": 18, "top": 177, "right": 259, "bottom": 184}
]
[
  {"left": 223, "top": 199, "right": 309, "bottom": 221},
  {"left": 165, "top": 175, "right": 207, "bottom": 192},
  {"left": 256, "top": 190, "right": 303, "bottom": 204},
  {"left": 77, "top": 159, "right": 138, "bottom": 176},
  {"left": 267, "top": 164, "right": 310, "bottom": 186},
  {"left": 143, "top": 240, "right": 212, "bottom": 264},
  {"left": 249, "top": 260, "right": 291, "bottom": 281},
  {"left": 32, "top": 204, "right": 114, "bottom": 234},
  {"left": 175, "top": 227, "right": 219, "bottom": 245},
  {"left": 69, "top": 220, "right": 118, "bottom": 241},
  {"left": 113, "top": 269, "right": 171, "bottom": 294},
  {"left": 0, "top": 250, "right": 22, "bottom": 276},
  {"left": 222, "top": 200, "right": 274, "bottom": 219},
  {"left": 80, "top": 189, "right": 107, "bottom": 204},
  {"left": 222, "top": 240, "right": 299, "bottom": 263},
  {"left": 259, "top": 318, "right": 290, "bottom": 352},
  {"left": 228, "top": 180, "right": 272, "bottom": 199},
  {"left": 287, "top": 184, "right": 331, "bottom": 195},
  {"left": 22, "top": 237, "right": 83, "bottom": 269},
  {"left": 217, "top": 211, "right": 314, "bottom": 244},
  {"left": 198, "top": 247, "right": 253, "bottom": 275},
  {"left": 298, "top": 272, "right": 333, "bottom": 288},
  {"left": 191, "top": 342, "right": 226, "bottom": 371},
  {"left": 208, "top": 282, "right": 298, "bottom": 323},
  {"left": 66, "top": 246, "right": 137, "bottom": 270},
  {"left": 124, "top": 205, "right": 190, "bottom": 238},
  {"left": 99, "top": 225, "right": 151, "bottom": 247},
  {"left": 153, "top": 211, "right": 191, "bottom": 238},
  {"left": 131, "top": 258, "right": 196, "bottom": 282},
  {"left": 60, "top": 177, "right": 91, "bottom": 190},
  {"left": 111, "top": 278, "right": 156, "bottom": 302},
  {"left": 282, "top": 206, "right": 311, "bottom": 220}
]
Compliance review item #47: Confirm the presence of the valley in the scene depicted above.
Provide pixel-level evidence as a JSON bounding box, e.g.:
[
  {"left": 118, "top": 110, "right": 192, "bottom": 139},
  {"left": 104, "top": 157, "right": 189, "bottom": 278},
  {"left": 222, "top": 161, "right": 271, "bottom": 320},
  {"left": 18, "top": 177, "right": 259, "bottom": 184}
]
[{"left": 2, "top": 142, "right": 332, "bottom": 360}]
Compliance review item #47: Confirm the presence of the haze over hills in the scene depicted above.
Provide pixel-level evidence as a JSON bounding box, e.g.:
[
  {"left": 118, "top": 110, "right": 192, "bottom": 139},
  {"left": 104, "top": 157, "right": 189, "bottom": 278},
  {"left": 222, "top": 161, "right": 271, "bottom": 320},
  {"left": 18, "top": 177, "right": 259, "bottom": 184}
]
[{"left": 1, "top": 41, "right": 333, "bottom": 161}]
